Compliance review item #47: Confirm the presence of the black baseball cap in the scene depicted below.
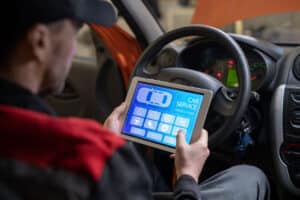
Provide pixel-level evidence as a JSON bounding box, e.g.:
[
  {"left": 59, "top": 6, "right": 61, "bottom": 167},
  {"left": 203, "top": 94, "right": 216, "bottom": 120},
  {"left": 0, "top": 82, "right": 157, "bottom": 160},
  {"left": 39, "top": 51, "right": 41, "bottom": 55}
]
[{"left": 4, "top": 0, "right": 117, "bottom": 28}]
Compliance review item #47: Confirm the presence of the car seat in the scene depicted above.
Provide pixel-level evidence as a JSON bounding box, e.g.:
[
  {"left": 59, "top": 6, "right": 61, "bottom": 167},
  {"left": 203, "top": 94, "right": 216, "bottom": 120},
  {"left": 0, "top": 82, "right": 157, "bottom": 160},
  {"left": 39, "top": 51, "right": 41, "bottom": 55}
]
[{"left": 90, "top": 24, "right": 142, "bottom": 122}]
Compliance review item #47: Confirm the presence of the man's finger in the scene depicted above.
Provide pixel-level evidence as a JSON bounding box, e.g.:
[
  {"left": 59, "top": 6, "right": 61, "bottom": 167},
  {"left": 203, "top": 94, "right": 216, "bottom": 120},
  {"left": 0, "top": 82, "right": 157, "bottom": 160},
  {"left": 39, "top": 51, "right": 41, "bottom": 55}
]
[
  {"left": 176, "top": 130, "right": 187, "bottom": 147},
  {"left": 169, "top": 154, "right": 176, "bottom": 159},
  {"left": 196, "top": 129, "right": 208, "bottom": 147}
]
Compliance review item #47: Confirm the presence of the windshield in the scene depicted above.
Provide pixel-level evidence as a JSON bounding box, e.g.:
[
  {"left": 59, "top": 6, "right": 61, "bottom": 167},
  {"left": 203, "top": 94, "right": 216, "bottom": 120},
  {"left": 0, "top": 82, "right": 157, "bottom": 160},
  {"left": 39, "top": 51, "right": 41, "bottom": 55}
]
[{"left": 148, "top": 0, "right": 300, "bottom": 44}]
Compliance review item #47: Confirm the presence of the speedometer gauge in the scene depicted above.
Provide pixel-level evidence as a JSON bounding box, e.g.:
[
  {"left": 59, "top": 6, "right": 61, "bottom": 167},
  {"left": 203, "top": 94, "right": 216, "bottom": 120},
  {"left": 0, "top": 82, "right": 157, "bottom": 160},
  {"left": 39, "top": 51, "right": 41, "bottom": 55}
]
[
  {"left": 179, "top": 41, "right": 269, "bottom": 91},
  {"left": 248, "top": 51, "right": 267, "bottom": 90},
  {"left": 204, "top": 58, "right": 240, "bottom": 88},
  {"left": 204, "top": 55, "right": 267, "bottom": 90},
  {"left": 222, "top": 56, "right": 267, "bottom": 90}
]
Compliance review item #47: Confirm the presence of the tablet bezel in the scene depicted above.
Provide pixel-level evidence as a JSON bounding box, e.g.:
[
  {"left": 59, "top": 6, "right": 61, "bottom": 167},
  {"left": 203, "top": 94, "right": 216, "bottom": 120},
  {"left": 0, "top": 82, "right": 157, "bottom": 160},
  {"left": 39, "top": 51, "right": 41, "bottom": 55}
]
[{"left": 121, "top": 77, "right": 213, "bottom": 153}]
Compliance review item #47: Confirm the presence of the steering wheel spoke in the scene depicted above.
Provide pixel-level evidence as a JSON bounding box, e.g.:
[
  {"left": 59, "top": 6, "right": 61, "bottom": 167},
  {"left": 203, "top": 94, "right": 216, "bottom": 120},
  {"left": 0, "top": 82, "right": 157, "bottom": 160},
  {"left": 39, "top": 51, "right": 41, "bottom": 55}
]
[
  {"left": 156, "top": 68, "right": 224, "bottom": 93},
  {"left": 213, "top": 87, "right": 238, "bottom": 117}
]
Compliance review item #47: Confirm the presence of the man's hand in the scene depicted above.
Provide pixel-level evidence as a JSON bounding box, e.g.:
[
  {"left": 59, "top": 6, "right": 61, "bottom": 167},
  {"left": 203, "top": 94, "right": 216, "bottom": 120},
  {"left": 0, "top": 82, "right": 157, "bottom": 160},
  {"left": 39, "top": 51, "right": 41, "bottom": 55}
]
[
  {"left": 173, "top": 129, "right": 210, "bottom": 183},
  {"left": 103, "top": 103, "right": 127, "bottom": 134}
]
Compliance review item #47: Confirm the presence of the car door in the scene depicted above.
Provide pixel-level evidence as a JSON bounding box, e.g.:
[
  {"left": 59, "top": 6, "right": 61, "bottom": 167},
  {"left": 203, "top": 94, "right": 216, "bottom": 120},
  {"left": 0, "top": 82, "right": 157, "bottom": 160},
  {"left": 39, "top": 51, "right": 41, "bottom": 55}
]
[{"left": 46, "top": 25, "right": 126, "bottom": 122}]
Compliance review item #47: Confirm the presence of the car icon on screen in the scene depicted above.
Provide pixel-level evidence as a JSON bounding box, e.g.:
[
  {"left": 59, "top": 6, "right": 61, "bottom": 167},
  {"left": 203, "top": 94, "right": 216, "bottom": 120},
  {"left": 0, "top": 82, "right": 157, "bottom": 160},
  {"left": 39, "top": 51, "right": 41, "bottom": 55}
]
[{"left": 137, "top": 88, "right": 172, "bottom": 107}]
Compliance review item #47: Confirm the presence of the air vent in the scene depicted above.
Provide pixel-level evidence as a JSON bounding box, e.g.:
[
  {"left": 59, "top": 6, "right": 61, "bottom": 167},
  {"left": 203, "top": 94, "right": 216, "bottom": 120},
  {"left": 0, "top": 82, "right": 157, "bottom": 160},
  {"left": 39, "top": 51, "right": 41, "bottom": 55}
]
[
  {"left": 291, "top": 93, "right": 300, "bottom": 103},
  {"left": 282, "top": 144, "right": 300, "bottom": 166},
  {"left": 293, "top": 56, "right": 300, "bottom": 80},
  {"left": 291, "top": 109, "right": 300, "bottom": 128},
  {"left": 285, "top": 89, "right": 300, "bottom": 137}
]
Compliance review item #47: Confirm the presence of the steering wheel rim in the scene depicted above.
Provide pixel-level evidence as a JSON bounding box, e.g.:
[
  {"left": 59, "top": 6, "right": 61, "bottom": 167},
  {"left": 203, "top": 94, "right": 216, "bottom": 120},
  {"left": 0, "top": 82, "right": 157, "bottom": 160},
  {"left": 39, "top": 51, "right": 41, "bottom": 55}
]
[{"left": 131, "top": 25, "right": 251, "bottom": 148}]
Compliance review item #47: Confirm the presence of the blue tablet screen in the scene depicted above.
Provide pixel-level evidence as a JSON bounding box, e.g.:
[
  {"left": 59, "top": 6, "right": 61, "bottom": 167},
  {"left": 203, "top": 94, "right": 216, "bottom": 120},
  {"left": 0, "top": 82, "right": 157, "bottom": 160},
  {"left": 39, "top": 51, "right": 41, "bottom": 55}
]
[{"left": 122, "top": 82, "right": 204, "bottom": 147}]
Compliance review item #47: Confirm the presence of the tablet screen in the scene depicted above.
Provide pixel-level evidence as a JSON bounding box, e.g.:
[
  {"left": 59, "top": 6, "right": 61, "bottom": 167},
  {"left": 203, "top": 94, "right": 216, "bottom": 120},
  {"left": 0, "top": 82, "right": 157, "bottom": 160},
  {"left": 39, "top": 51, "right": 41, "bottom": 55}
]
[{"left": 122, "top": 81, "right": 205, "bottom": 148}]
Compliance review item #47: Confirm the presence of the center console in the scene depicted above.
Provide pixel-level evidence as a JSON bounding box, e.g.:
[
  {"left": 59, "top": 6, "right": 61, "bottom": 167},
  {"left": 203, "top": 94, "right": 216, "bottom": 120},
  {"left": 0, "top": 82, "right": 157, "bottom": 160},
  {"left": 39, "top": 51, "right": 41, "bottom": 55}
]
[{"left": 271, "top": 50, "right": 300, "bottom": 196}]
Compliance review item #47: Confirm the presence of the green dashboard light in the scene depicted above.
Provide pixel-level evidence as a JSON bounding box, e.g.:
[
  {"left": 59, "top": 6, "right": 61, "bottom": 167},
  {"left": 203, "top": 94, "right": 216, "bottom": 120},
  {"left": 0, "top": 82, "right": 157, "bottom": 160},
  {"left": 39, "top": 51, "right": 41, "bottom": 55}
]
[{"left": 226, "top": 68, "right": 239, "bottom": 88}]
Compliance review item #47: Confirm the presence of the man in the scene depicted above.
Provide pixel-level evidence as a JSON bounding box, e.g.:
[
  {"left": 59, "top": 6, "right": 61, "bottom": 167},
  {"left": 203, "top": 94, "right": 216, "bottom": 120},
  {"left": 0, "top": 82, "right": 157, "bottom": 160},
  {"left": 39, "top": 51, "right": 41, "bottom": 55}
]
[{"left": 0, "top": 0, "right": 269, "bottom": 199}]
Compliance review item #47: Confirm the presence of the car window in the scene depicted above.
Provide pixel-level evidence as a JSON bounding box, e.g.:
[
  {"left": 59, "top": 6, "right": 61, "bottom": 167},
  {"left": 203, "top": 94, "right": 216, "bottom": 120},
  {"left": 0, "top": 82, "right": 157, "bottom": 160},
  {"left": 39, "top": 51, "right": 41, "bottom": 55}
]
[
  {"left": 75, "top": 17, "right": 134, "bottom": 61},
  {"left": 76, "top": 25, "right": 97, "bottom": 60},
  {"left": 156, "top": 0, "right": 300, "bottom": 43}
]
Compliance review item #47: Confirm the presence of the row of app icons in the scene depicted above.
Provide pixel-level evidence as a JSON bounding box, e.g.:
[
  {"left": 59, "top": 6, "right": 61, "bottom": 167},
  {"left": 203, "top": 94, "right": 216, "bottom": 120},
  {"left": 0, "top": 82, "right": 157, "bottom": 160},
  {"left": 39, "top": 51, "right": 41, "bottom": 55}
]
[
  {"left": 130, "top": 115, "right": 187, "bottom": 135},
  {"left": 133, "top": 106, "right": 190, "bottom": 128},
  {"left": 130, "top": 127, "right": 177, "bottom": 146}
]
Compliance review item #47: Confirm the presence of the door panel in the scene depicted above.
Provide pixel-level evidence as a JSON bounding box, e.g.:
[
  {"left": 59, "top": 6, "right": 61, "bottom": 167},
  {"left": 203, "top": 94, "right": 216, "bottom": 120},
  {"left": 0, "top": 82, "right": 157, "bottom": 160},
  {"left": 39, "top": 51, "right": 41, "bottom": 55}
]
[
  {"left": 47, "top": 57, "right": 100, "bottom": 120},
  {"left": 47, "top": 30, "right": 126, "bottom": 123}
]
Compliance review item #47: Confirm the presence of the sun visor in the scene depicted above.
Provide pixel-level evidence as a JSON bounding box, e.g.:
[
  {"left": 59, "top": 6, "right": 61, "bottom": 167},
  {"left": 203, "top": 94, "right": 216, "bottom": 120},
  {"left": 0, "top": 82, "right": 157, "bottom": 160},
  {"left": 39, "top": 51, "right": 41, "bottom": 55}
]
[{"left": 192, "top": 0, "right": 300, "bottom": 27}]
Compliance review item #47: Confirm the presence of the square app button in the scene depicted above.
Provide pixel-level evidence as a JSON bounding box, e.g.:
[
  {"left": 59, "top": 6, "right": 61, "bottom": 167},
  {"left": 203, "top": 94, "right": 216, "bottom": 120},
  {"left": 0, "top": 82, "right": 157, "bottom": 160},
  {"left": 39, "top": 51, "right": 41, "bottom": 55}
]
[
  {"left": 147, "top": 131, "right": 163, "bottom": 142},
  {"left": 144, "top": 119, "right": 158, "bottom": 130},
  {"left": 133, "top": 106, "right": 147, "bottom": 117},
  {"left": 163, "top": 136, "right": 176, "bottom": 146},
  {"left": 175, "top": 117, "right": 190, "bottom": 128},
  {"left": 130, "top": 127, "right": 146, "bottom": 137},
  {"left": 158, "top": 123, "right": 172, "bottom": 134},
  {"left": 130, "top": 116, "right": 144, "bottom": 127},
  {"left": 161, "top": 113, "right": 175, "bottom": 124},
  {"left": 147, "top": 110, "right": 161, "bottom": 120}
]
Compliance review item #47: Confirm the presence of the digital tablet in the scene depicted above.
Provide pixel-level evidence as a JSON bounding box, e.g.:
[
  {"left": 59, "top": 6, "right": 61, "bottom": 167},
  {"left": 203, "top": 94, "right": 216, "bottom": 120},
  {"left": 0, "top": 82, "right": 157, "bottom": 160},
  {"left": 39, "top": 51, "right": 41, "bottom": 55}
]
[{"left": 121, "top": 77, "right": 213, "bottom": 153}]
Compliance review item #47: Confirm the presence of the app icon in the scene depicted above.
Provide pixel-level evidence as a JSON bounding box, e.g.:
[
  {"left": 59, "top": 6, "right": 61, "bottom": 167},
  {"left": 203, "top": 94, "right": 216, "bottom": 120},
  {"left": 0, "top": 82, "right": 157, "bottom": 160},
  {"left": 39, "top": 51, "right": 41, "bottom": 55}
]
[
  {"left": 130, "top": 127, "right": 146, "bottom": 137},
  {"left": 175, "top": 117, "right": 190, "bottom": 128},
  {"left": 133, "top": 106, "right": 147, "bottom": 117},
  {"left": 147, "top": 110, "right": 161, "bottom": 120},
  {"left": 130, "top": 116, "right": 144, "bottom": 127},
  {"left": 144, "top": 119, "right": 158, "bottom": 130},
  {"left": 137, "top": 88, "right": 172, "bottom": 107},
  {"left": 158, "top": 123, "right": 172, "bottom": 134},
  {"left": 147, "top": 131, "right": 163, "bottom": 142},
  {"left": 163, "top": 136, "right": 176, "bottom": 146},
  {"left": 161, "top": 113, "right": 175, "bottom": 124}
]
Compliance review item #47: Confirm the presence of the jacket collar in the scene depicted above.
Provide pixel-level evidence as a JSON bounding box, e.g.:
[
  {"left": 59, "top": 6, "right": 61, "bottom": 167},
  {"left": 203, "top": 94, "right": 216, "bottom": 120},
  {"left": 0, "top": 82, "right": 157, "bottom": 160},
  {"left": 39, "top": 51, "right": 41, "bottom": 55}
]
[{"left": 0, "top": 78, "right": 55, "bottom": 115}]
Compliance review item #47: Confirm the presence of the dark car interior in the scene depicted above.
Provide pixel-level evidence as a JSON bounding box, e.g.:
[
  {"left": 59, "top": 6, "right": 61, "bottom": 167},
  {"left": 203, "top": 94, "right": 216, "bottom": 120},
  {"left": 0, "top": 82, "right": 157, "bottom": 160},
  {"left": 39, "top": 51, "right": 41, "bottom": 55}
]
[{"left": 45, "top": 1, "right": 300, "bottom": 199}]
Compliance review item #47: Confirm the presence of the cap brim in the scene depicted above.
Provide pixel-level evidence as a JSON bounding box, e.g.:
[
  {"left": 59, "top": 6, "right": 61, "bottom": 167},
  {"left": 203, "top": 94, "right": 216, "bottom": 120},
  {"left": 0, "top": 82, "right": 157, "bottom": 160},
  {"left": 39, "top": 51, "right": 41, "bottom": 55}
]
[{"left": 76, "top": 0, "right": 117, "bottom": 26}]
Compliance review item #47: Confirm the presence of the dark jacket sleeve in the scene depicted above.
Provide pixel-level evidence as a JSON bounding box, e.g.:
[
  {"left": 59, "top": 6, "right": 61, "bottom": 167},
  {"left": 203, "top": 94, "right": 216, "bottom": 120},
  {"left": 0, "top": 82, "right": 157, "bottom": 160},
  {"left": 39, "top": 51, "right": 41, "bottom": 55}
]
[
  {"left": 90, "top": 142, "right": 153, "bottom": 200},
  {"left": 174, "top": 175, "right": 201, "bottom": 200},
  {"left": 90, "top": 142, "right": 201, "bottom": 200}
]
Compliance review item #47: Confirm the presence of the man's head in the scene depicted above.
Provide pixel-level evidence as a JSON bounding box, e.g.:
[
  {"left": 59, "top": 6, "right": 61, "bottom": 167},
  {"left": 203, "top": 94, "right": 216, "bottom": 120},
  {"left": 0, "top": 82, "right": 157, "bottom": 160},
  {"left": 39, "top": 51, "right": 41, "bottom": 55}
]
[{"left": 0, "top": 0, "right": 117, "bottom": 94}]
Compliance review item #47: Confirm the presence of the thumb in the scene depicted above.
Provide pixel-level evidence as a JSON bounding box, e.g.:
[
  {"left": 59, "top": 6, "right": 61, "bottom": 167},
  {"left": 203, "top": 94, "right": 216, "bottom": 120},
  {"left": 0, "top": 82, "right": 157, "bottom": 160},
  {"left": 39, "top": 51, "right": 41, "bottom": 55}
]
[
  {"left": 176, "top": 130, "right": 187, "bottom": 147},
  {"left": 195, "top": 129, "right": 208, "bottom": 147},
  {"left": 112, "top": 102, "right": 127, "bottom": 116}
]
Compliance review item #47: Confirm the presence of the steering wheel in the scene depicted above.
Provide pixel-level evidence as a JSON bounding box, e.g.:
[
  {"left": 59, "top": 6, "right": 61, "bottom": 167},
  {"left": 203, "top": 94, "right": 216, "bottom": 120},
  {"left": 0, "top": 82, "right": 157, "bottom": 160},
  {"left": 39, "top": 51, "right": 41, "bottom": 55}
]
[{"left": 131, "top": 25, "right": 251, "bottom": 147}]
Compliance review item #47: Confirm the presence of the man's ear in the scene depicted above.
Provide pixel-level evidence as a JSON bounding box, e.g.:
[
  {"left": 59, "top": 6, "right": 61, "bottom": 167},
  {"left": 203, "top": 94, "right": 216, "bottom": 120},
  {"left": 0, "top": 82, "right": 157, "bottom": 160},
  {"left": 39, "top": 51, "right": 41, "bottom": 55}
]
[{"left": 26, "top": 24, "right": 52, "bottom": 64}]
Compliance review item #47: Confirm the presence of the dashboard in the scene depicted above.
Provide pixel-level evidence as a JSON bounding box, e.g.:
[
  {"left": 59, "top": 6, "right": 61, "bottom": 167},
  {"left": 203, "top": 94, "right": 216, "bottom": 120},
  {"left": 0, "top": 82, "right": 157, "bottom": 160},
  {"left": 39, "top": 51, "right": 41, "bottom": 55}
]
[
  {"left": 176, "top": 40, "right": 276, "bottom": 91},
  {"left": 154, "top": 34, "right": 300, "bottom": 198}
]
